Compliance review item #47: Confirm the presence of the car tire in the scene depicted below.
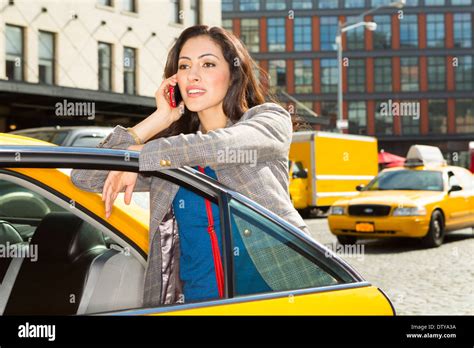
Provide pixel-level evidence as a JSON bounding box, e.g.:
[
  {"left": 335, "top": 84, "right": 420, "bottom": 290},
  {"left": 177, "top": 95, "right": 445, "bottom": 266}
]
[
  {"left": 337, "top": 235, "right": 357, "bottom": 245},
  {"left": 421, "top": 210, "right": 445, "bottom": 248}
]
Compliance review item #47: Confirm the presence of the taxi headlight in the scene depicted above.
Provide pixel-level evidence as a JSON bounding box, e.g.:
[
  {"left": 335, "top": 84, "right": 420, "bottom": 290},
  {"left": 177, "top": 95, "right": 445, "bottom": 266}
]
[
  {"left": 392, "top": 206, "right": 427, "bottom": 216},
  {"left": 329, "top": 206, "right": 345, "bottom": 215}
]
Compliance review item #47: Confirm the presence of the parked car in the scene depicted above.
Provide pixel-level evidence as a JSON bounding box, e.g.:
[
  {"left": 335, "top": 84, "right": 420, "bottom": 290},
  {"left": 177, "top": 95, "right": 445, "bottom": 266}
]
[
  {"left": 0, "top": 133, "right": 395, "bottom": 315},
  {"left": 328, "top": 145, "right": 474, "bottom": 248},
  {"left": 10, "top": 126, "right": 113, "bottom": 147}
]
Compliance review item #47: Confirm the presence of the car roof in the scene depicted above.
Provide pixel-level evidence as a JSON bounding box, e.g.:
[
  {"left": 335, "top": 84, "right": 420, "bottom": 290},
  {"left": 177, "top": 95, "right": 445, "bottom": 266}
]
[
  {"left": 11, "top": 126, "right": 113, "bottom": 133},
  {"left": 381, "top": 165, "right": 467, "bottom": 173},
  {"left": 0, "top": 132, "right": 55, "bottom": 146}
]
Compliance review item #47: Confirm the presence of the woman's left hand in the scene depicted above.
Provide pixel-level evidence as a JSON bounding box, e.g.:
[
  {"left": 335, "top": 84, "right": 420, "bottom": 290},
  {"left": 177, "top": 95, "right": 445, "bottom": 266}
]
[{"left": 102, "top": 170, "right": 139, "bottom": 219}]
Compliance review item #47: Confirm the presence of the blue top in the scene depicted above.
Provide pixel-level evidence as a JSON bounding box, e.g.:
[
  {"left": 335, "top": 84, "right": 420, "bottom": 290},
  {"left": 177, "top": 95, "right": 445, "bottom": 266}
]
[{"left": 172, "top": 165, "right": 270, "bottom": 303}]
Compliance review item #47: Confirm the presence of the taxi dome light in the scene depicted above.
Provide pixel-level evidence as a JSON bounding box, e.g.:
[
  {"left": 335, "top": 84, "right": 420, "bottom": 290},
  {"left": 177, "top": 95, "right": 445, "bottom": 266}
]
[{"left": 404, "top": 145, "right": 446, "bottom": 167}]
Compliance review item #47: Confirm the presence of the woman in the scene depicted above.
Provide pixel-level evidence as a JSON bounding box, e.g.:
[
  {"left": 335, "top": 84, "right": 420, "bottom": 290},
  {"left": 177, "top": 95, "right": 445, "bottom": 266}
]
[{"left": 71, "top": 25, "right": 311, "bottom": 307}]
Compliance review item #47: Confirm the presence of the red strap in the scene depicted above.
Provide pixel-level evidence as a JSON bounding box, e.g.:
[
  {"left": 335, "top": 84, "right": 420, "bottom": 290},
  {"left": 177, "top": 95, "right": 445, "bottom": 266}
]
[{"left": 198, "top": 166, "right": 225, "bottom": 298}]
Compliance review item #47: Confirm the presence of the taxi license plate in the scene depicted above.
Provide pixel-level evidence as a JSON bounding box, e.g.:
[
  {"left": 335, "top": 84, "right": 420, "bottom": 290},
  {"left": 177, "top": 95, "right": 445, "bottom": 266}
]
[{"left": 356, "top": 222, "right": 375, "bottom": 232}]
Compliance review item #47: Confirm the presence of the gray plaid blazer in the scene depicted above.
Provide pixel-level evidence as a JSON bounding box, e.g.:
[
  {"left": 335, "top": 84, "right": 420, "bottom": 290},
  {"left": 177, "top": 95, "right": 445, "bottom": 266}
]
[{"left": 71, "top": 102, "right": 313, "bottom": 307}]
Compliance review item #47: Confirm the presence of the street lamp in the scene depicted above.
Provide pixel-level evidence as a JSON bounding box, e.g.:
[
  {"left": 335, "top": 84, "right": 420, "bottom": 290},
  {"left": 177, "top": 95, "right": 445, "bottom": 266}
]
[{"left": 335, "top": 0, "right": 406, "bottom": 133}]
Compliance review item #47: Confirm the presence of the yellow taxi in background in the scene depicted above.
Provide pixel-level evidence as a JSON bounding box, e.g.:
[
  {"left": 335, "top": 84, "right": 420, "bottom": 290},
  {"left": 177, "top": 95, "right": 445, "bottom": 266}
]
[{"left": 329, "top": 145, "right": 474, "bottom": 248}]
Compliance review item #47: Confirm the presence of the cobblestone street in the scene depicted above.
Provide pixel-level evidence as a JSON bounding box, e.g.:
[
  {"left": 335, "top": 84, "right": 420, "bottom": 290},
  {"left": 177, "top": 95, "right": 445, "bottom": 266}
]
[{"left": 305, "top": 218, "right": 474, "bottom": 315}]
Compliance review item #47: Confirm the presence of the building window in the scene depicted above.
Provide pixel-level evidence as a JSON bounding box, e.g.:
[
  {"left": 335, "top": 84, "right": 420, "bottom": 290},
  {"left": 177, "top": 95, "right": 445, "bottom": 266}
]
[
  {"left": 5, "top": 25, "right": 24, "bottom": 81},
  {"left": 374, "top": 58, "right": 392, "bottom": 92},
  {"left": 252, "top": 59, "right": 260, "bottom": 80},
  {"left": 320, "top": 16, "right": 338, "bottom": 50},
  {"left": 239, "top": 0, "right": 259, "bottom": 11},
  {"left": 122, "top": 0, "right": 136, "bottom": 12},
  {"left": 222, "top": 0, "right": 234, "bottom": 11},
  {"left": 455, "top": 55, "right": 473, "bottom": 91},
  {"left": 320, "top": 59, "right": 338, "bottom": 93},
  {"left": 372, "top": 0, "right": 392, "bottom": 5},
  {"left": 455, "top": 99, "right": 474, "bottom": 133},
  {"left": 373, "top": 15, "right": 391, "bottom": 49},
  {"left": 400, "top": 57, "right": 419, "bottom": 91},
  {"left": 426, "top": 14, "right": 445, "bottom": 48},
  {"left": 428, "top": 100, "right": 447, "bottom": 134},
  {"left": 241, "top": 19, "right": 259, "bottom": 52},
  {"left": 294, "top": 59, "right": 313, "bottom": 93},
  {"left": 38, "top": 31, "right": 55, "bottom": 85},
  {"left": 451, "top": 0, "right": 471, "bottom": 4},
  {"left": 98, "top": 0, "right": 112, "bottom": 6},
  {"left": 170, "top": 0, "right": 182, "bottom": 24},
  {"left": 189, "top": 0, "right": 200, "bottom": 25},
  {"left": 345, "top": 0, "right": 365, "bottom": 7},
  {"left": 375, "top": 101, "right": 393, "bottom": 135},
  {"left": 266, "top": 0, "right": 286, "bottom": 9},
  {"left": 269, "top": 60, "right": 286, "bottom": 92},
  {"left": 404, "top": 0, "right": 418, "bottom": 5},
  {"left": 427, "top": 56, "right": 445, "bottom": 91},
  {"left": 346, "top": 16, "right": 365, "bottom": 50},
  {"left": 425, "top": 0, "right": 444, "bottom": 4},
  {"left": 319, "top": 0, "right": 338, "bottom": 8},
  {"left": 453, "top": 13, "right": 472, "bottom": 48},
  {"left": 222, "top": 19, "right": 233, "bottom": 32},
  {"left": 292, "top": 0, "right": 313, "bottom": 9},
  {"left": 98, "top": 42, "right": 112, "bottom": 91},
  {"left": 347, "top": 59, "right": 365, "bottom": 93},
  {"left": 294, "top": 17, "right": 312, "bottom": 51},
  {"left": 267, "top": 18, "right": 286, "bottom": 52},
  {"left": 123, "top": 47, "right": 136, "bottom": 95},
  {"left": 401, "top": 102, "right": 420, "bottom": 135},
  {"left": 348, "top": 101, "right": 367, "bottom": 135},
  {"left": 399, "top": 14, "right": 418, "bottom": 48}
]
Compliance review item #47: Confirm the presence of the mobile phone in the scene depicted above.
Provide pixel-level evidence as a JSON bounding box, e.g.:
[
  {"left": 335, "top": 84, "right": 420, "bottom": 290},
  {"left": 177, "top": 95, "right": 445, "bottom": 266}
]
[{"left": 168, "top": 84, "right": 182, "bottom": 108}]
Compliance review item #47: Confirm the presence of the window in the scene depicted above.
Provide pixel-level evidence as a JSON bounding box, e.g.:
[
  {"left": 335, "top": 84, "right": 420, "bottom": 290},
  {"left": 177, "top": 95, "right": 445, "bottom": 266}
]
[
  {"left": 5, "top": 25, "right": 24, "bottom": 81},
  {"left": 98, "top": 0, "right": 112, "bottom": 5},
  {"left": 346, "top": 16, "right": 365, "bottom": 50},
  {"left": 374, "top": 58, "right": 392, "bottom": 92},
  {"left": 294, "top": 17, "right": 312, "bottom": 51},
  {"left": 455, "top": 99, "right": 474, "bottom": 133},
  {"left": 239, "top": 0, "right": 259, "bottom": 10},
  {"left": 267, "top": 18, "right": 286, "bottom": 52},
  {"left": 451, "top": 0, "right": 471, "bottom": 4},
  {"left": 455, "top": 56, "right": 473, "bottom": 91},
  {"left": 222, "top": 19, "right": 233, "bottom": 32},
  {"left": 229, "top": 199, "right": 342, "bottom": 297},
  {"left": 266, "top": 0, "right": 286, "bottom": 9},
  {"left": 400, "top": 57, "right": 419, "bottom": 91},
  {"left": 348, "top": 101, "right": 367, "bottom": 135},
  {"left": 400, "top": 101, "right": 420, "bottom": 135},
  {"left": 426, "top": 14, "right": 445, "bottom": 48},
  {"left": 269, "top": 60, "right": 287, "bottom": 91},
  {"left": 320, "top": 17, "right": 338, "bottom": 50},
  {"left": 399, "top": 14, "right": 418, "bottom": 48},
  {"left": 404, "top": 0, "right": 418, "bottom": 5},
  {"left": 241, "top": 19, "right": 259, "bottom": 52},
  {"left": 453, "top": 13, "right": 472, "bottom": 48},
  {"left": 292, "top": 0, "right": 313, "bottom": 9},
  {"left": 98, "top": 42, "right": 112, "bottom": 91},
  {"left": 122, "top": 0, "right": 136, "bottom": 12},
  {"left": 170, "top": 0, "right": 182, "bottom": 23},
  {"left": 345, "top": 0, "right": 365, "bottom": 7},
  {"left": 347, "top": 59, "right": 365, "bottom": 93},
  {"left": 222, "top": 0, "right": 234, "bottom": 11},
  {"left": 38, "top": 31, "right": 55, "bottom": 85},
  {"left": 428, "top": 99, "right": 447, "bottom": 134},
  {"left": 427, "top": 56, "right": 445, "bottom": 91},
  {"left": 123, "top": 47, "right": 136, "bottom": 95},
  {"left": 425, "top": 0, "right": 444, "bottom": 4},
  {"left": 189, "top": 0, "right": 200, "bottom": 25},
  {"left": 320, "top": 59, "right": 338, "bottom": 93},
  {"left": 373, "top": 15, "right": 391, "bottom": 49},
  {"left": 294, "top": 60, "right": 313, "bottom": 93},
  {"left": 371, "top": 0, "right": 391, "bottom": 5},
  {"left": 375, "top": 101, "right": 393, "bottom": 135},
  {"left": 319, "top": 0, "right": 338, "bottom": 8},
  {"left": 252, "top": 59, "right": 260, "bottom": 80}
]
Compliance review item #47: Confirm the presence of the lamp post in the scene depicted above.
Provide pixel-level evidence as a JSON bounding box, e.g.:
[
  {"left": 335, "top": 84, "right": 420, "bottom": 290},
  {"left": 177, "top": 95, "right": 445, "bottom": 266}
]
[{"left": 335, "top": 0, "right": 406, "bottom": 133}]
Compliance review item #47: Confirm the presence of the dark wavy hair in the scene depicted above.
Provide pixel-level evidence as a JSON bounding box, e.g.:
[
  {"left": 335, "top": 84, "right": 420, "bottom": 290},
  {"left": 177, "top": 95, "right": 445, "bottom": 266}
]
[{"left": 151, "top": 25, "right": 277, "bottom": 140}]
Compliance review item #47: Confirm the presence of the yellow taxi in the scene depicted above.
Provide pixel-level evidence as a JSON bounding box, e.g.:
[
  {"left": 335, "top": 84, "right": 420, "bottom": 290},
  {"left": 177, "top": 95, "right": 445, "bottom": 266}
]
[
  {"left": 0, "top": 132, "right": 394, "bottom": 315},
  {"left": 329, "top": 145, "right": 474, "bottom": 248}
]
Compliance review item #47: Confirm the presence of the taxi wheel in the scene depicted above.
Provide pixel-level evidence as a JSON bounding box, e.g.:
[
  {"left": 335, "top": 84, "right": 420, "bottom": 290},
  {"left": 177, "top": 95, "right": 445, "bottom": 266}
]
[
  {"left": 421, "top": 210, "right": 445, "bottom": 248},
  {"left": 337, "top": 235, "right": 357, "bottom": 245}
]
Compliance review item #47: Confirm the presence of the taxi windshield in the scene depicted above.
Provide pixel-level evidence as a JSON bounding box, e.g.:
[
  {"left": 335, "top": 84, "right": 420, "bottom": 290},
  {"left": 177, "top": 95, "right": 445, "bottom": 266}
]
[{"left": 365, "top": 170, "right": 444, "bottom": 191}]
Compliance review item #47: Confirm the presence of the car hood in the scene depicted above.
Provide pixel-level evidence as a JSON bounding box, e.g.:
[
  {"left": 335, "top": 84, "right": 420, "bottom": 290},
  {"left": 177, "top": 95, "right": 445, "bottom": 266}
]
[{"left": 336, "top": 190, "right": 445, "bottom": 206}]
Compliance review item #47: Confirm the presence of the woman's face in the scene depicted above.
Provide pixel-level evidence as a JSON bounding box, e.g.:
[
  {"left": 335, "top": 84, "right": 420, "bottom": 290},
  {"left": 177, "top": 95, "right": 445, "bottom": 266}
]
[{"left": 176, "top": 36, "right": 231, "bottom": 114}]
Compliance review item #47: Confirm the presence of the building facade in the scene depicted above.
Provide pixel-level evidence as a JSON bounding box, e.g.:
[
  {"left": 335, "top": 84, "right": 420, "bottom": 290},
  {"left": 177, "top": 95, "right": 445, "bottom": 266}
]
[{"left": 222, "top": 0, "right": 473, "bottom": 168}]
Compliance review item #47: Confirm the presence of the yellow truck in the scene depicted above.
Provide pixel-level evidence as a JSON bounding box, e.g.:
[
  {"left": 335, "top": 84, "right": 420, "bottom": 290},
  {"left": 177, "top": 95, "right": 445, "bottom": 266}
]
[{"left": 289, "top": 131, "right": 378, "bottom": 217}]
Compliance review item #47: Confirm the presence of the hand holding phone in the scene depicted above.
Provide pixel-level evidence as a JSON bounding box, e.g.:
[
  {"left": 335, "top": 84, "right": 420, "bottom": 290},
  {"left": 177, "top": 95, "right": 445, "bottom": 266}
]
[{"left": 168, "top": 85, "right": 177, "bottom": 108}]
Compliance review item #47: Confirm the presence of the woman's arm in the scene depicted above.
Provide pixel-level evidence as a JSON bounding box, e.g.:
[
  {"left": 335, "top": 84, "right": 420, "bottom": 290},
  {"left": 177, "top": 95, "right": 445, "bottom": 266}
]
[{"left": 138, "top": 103, "right": 291, "bottom": 172}]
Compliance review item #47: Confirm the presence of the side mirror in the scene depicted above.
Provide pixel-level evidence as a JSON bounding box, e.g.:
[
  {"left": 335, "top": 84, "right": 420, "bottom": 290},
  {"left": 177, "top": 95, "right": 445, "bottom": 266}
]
[
  {"left": 356, "top": 184, "right": 365, "bottom": 191},
  {"left": 448, "top": 184, "right": 463, "bottom": 194}
]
